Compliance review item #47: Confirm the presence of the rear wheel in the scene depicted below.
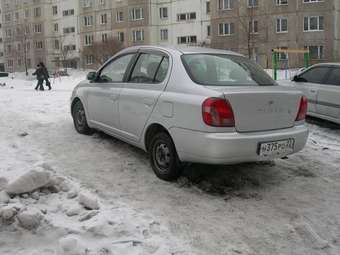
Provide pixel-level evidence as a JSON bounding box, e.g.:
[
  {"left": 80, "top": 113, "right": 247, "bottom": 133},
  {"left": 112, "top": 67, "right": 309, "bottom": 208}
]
[
  {"left": 149, "top": 132, "right": 182, "bottom": 181},
  {"left": 72, "top": 100, "right": 93, "bottom": 135}
]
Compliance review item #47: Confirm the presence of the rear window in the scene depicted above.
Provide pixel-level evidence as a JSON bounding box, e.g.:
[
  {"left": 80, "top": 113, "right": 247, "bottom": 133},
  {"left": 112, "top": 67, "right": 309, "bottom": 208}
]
[{"left": 181, "top": 54, "right": 276, "bottom": 86}]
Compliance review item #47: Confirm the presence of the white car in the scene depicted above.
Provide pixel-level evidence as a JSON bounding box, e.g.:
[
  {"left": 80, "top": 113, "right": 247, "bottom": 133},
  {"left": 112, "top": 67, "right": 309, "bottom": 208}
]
[
  {"left": 71, "top": 46, "right": 309, "bottom": 181},
  {"left": 290, "top": 63, "right": 340, "bottom": 125}
]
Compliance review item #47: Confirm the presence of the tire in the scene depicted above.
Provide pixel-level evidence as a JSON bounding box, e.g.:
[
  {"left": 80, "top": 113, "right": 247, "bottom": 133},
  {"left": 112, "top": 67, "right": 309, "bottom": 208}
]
[
  {"left": 149, "top": 132, "right": 182, "bottom": 181},
  {"left": 72, "top": 100, "right": 93, "bottom": 135}
]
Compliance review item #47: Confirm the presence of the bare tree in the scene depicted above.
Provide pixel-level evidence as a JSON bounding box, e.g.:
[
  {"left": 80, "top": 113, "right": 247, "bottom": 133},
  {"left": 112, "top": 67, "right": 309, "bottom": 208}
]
[
  {"left": 236, "top": 0, "right": 257, "bottom": 59},
  {"left": 12, "top": 25, "right": 29, "bottom": 75},
  {"left": 81, "top": 38, "right": 124, "bottom": 68},
  {"left": 54, "top": 36, "right": 72, "bottom": 72}
]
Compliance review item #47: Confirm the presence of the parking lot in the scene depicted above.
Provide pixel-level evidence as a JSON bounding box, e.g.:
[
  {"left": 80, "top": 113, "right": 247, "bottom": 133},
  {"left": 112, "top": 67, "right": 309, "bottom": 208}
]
[{"left": 1, "top": 77, "right": 340, "bottom": 254}]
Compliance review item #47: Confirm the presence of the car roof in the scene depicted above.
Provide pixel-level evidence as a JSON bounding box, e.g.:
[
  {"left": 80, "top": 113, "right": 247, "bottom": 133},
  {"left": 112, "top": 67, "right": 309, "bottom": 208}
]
[
  {"left": 310, "top": 62, "right": 340, "bottom": 68},
  {"left": 119, "top": 45, "right": 243, "bottom": 57}
]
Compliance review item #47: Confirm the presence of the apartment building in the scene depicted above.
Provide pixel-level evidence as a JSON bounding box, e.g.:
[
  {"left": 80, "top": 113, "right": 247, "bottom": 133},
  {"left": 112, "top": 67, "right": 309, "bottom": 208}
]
[
  {"left": 1, "top": 0, "right": 80, "bottom": 72},
  {"left": 1, "top": 0, "right": 339, "bottom": 71},
  {"left": 210, "top": 0, "right": 340, "bottom": 68},
  {"left": 49, "top": 0, "right": 80, "bottom": 69},
  {"left": 149, "top": 0, "right": 211, "bottom": 46},
  {"left": 0, "top": 7, "right": 4, "bottom": 71},
  {"left": 78, "top": 0, "right": 211, "bottom": 68},
  {"left": 78, "top": 0, "right": 152, "bottom": 68}
]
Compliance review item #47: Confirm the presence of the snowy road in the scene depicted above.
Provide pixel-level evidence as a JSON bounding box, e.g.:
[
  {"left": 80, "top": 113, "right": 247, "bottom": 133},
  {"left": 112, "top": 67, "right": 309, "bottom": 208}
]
[{"left": 1, "top": 75, "right": 340, "bottom": 255}]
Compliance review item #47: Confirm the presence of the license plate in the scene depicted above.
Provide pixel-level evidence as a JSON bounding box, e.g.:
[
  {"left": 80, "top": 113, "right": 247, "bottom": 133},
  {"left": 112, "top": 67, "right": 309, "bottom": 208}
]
[{"left": 258, "top": 139, "right": 295, "bottom": 156}]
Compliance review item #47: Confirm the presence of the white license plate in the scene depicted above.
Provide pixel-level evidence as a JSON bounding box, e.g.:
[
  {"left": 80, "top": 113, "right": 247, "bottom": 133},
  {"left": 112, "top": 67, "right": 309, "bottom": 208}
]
[{"left": 258, "top": 139, "right": 295, "bottom": 156}]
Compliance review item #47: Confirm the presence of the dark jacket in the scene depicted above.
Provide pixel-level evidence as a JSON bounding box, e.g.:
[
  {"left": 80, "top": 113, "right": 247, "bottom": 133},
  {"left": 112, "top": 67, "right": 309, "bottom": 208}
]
[
  {"left": 42, "top": 66, "right": 49, "bottom": 79},
  {"left": 33, "top": 67, "right": 45, "bottom": 80}
]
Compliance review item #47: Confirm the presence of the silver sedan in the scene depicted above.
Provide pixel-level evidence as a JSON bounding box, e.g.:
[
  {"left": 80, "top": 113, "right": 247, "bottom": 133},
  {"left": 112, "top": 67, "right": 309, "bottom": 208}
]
[
  {"left": 71, "top": 46, "right": 309, "bottom": 181},
  {"left": 290, "top": 63, "right": 340, "bottom": 125}
]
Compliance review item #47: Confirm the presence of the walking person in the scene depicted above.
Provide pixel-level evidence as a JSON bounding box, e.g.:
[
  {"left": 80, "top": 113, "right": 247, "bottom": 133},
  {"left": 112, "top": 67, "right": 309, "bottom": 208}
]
[
  {"left": 32, "top": 64, "right": 45, "bottom": 91},
  {"left": 40, "top": 62, "right": 51, "bottom": 90}
]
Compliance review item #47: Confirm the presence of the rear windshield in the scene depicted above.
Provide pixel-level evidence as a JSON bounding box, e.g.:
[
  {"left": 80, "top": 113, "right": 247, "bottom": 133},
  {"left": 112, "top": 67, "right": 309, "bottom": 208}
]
[{"left": 181, "top": 54, "right": 276, "bottom": 86}]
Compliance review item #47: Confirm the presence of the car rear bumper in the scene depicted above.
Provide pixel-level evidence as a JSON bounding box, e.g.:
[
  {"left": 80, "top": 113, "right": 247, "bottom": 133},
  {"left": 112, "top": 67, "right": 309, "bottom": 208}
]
[{"left": 169, "top": 125, "right": 309, "bottom": 164}]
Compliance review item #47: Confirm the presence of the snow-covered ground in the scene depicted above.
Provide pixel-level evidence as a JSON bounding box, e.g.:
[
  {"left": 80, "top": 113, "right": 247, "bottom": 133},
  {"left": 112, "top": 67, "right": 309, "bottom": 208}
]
[{"left": 1, "top": 71, "right": 340, "bottom": 255}]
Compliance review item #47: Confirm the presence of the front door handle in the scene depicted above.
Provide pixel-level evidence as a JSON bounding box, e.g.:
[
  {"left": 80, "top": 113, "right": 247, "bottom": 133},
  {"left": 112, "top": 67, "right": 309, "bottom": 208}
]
[{"left": 310, "top": 89, "right": 316, "bottom": 93}]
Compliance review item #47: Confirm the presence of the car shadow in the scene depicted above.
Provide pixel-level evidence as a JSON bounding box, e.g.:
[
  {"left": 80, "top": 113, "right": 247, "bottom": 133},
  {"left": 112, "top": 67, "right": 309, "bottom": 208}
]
[
  {"left": 306, "top": 116, "right": 340, "bottom": 130},
  {"left": 178, "top": 161, "right": 283, "bottom": 199},
  {"left": 91, "top": 131, "right": 289, "bottom": 200}
]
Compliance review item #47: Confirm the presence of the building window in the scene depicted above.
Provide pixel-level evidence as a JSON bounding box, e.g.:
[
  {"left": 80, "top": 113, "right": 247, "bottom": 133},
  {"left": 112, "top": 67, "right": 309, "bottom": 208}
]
[
  {"left": 132, "top": 30, "right": 144, "bottom": 42},
  {"left": 54, "top": 23, "right": 58, "bottom": 32},
  {"left": 25, "top": 26, "right": 30, "bottom": 34},
  {"left": 307, "top": 46, "right": 324, "bottom": 59},
  {"left": 207, "top": 25, "right": 211, "bottom": 36},
  {"left": 100, "top": 13, "right": 107, "bottom": 24},
  {"left": 64, "top": 45, "right": 76, "bottom": 51},
  {"left": 83, "top": 0, "right": 92, "bottom": 8},
  {"left": 100, "top": 0, "right": 105, "bottom": 5},
  {"left": 54, "top": 40, "right": 59, "bottom": 50},
  {"left": 86, "top": 55, "right": 94, "bottom": 65},
  {"left": 7, "top": 60, "right": 13, "bottom": 68},
  {"left": 218, "top": 23, "right": 235, "bottom": 35},
  {"left": 276, "top": 0, "right": 288, "bottom": 5},
  {"left": 303, "top": 0, "right": 323, "bottom": 3},
  {"left": 33, "top": 24, "right": 42, "bottom": 33},
  {"left": 160, "top": 7, "right": 168, "bottom": 19},
  {"left": 117, "top": 31, "right": 124, "bottom": 42},
  {"left": 15, "top": 12, "right": 19, "bottom": 20},
  {"left": 177, "top": 36, "right": 197, "bottom": 44},
  {"left": 206, "top": 1, "right": 211, "bottom": 13},
  {"left": 248, "top": 0, "right": 258, "bottom": 7},
  {"left": 35, "top": 41, "right": 43, "bottom": 49},
  {"left": 84, "top": 16, "right": 93, "bottom": 26},
  {"left": 116, "top": 11, "right": 123, "bottom": 22},
  {"left": 5, "top": 14, "right": 11, "bottom": 22},
  {"left": 130, "top": 8, "right": 144, "bottom": 21},
  {"left": 5, "top": 29, "right": 12, "bottom": 37},
  {"left": 63, "top": 27, "right": 75, "bottom": 33},
  {"left": 304, "top": 16, "right": 324, "bottom": 31},
  {"left": 63, "top": 9, "right": 75, "bottom": 16},
  {"left": 52, "top": 6, "right": 58, "bottom": 15},
  {"left": 249, "top": 20, "right": 258, "bottom": 33},
  {"left": 102, "top": 33, "right": 108, "bottom": 42},
  {"left": 160, "top": 29, "right": 168, "bottom": 41},
  {"left": 24, "top": 9, "right": 30, "bottom": 18},
  {"left": 34, "top": 7, "right": 41, "bottom": 17},
  {"left": 276, "top": 18, "right": 288, "bottom": 33},
  {"left": 84, "top": 35, "right": 94, "bottom": 46},
  {"left": 218, "top": 0, "right": 231, "bottom": 10},
  {"left": 177, "top": 12, "right": 196, "bottom": 21}
]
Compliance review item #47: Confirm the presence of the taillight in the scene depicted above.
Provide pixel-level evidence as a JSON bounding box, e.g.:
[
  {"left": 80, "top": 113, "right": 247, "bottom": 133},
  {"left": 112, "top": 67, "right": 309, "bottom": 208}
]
[
  {"left": 202, "top": 98, "right": 235, "bottom": 127},
  {"left": 296, "top": 96, "right": 308, "bottom": 121}
]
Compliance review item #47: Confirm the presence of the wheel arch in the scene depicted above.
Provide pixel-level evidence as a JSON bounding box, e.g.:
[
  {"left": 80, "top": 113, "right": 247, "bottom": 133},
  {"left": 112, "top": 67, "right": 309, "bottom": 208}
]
[
  {"left": 144, "top": 123, "right": 173, "bottom": 152},
  {"left": 71, "top": 97, "right": 81, "bottom": 115}
]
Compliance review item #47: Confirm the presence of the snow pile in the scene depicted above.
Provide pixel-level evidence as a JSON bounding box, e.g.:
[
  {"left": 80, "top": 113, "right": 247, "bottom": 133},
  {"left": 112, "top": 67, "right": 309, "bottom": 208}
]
[{"left": 0, "top": 168, "right": 190, "bottom": 255}]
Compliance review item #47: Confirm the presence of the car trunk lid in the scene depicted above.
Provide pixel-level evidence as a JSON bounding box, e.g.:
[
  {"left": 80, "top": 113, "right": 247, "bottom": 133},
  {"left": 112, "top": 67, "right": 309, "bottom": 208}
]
[{"left": 206, "top": 86, "right": 301, "bottom": 132}]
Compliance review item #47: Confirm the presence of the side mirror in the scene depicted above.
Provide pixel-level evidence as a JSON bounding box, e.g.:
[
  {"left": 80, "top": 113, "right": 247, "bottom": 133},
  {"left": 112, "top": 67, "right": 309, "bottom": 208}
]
[{"left": 87, "top": 72, "right": 96, "bottom": 81}]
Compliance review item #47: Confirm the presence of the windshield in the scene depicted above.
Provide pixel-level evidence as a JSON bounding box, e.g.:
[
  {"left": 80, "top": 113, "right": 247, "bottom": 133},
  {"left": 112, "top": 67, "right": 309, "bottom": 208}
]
[{"left": 182, "top": 54, "right": 276, "bottom": 86}]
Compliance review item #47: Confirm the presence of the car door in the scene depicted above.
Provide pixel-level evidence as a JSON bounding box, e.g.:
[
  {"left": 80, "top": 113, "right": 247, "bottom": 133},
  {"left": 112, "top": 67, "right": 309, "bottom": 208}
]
[
  {"left": 118, "top": 50, "right": 170, "bottom": 142},
  {"left": 86, "top": 53, "right": 136, "bottom": 132},
  {"left": 318, "top": 67, "right": 340, "bottom": 119},
  {"left": 293, "top": 66, "right": 330, "bottom": 113}
]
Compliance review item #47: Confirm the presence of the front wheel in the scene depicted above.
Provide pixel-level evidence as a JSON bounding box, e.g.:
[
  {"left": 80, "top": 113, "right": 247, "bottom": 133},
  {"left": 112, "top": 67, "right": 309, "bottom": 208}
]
[
  {"left": 149, "top": 132, "right": 182, "bottom": 181},
  {"left": 72, "top": 100, "right": 93, "bottom": 135}
]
